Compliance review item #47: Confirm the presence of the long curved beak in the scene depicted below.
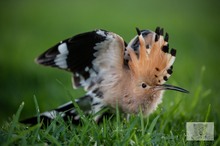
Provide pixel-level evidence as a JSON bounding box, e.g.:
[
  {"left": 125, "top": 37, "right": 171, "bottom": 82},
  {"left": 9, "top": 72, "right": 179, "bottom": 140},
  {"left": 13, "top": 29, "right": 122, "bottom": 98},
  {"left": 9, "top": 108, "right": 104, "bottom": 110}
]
[{"left": 156, "top": 84, "right": 189, "bottom": 93}]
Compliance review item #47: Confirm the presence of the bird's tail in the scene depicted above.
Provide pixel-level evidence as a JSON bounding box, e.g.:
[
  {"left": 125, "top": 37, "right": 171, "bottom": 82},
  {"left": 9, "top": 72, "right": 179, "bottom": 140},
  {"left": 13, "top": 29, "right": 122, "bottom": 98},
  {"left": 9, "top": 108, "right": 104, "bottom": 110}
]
[{"left": 20, "top": 95, "right": 102, "bottom": 125}]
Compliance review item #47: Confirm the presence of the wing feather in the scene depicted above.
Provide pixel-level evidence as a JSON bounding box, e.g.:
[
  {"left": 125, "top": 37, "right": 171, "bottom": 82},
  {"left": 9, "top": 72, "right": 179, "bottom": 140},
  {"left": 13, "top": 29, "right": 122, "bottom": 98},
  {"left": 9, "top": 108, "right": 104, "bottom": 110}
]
[{"left": 36, "top": 29, "right": 126, "bottom": 90}]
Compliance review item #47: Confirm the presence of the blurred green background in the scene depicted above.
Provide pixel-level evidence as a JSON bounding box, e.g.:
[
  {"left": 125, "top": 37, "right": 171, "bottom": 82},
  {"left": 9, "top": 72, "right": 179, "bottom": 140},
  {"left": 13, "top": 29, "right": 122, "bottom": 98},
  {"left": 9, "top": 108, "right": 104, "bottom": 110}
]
[{"left": 0, "top": 0, "right": 219, "bottom": 130}]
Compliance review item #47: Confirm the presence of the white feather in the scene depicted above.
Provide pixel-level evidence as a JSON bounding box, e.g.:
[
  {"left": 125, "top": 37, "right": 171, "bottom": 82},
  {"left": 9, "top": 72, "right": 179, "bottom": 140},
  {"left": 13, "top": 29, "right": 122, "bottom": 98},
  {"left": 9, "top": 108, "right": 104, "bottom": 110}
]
[{"left": 54, "top": 43, "right": 69, "bottom": 69}]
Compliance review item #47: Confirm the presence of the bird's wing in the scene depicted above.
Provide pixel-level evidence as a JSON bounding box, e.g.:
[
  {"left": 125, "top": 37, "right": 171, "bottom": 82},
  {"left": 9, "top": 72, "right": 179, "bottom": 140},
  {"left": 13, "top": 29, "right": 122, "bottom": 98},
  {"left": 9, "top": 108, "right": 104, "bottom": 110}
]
[
  {"left": 20, "top": 95, "right": 114, "bottom": 125},
  {"left": 36, "top": 29, "right": 126, "bottom": 90}
]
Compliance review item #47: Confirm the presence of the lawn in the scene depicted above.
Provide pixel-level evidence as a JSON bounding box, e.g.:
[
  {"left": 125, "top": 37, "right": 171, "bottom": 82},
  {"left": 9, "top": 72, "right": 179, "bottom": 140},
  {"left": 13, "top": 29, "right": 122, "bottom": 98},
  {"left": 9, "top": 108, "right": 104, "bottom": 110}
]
[{"left": 0, "top": 0, "right": 219, "bottom": 145}]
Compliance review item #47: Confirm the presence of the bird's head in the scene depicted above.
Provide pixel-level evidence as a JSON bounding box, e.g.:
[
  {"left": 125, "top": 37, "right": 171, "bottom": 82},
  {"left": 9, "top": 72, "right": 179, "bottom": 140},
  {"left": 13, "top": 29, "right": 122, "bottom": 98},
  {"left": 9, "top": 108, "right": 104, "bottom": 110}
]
[{"left": 126, "top": 27, "right": 188, "bottom": 101}]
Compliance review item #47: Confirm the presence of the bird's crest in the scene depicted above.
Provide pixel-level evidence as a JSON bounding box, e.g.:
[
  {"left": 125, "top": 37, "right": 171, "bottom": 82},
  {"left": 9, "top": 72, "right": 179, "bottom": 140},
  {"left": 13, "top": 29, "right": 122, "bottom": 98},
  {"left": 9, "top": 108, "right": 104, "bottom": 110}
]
[{"left": 128, "top": 27, "right": 176, "bottom": 85}]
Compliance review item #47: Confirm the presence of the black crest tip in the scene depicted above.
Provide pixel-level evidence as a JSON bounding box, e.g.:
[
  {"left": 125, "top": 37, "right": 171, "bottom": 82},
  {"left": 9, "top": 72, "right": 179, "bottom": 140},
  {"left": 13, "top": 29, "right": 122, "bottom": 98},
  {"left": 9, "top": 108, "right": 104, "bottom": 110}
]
[
  {"left": 159, "top": 28, "right": 164, "bottom": 36},
  {"left": 170, "top": 65, "right": 173, "bottom": 69},
  {"left": 155, "top": 34, "right": 159, "bottom": 42},
  {"left": 167, "top": 69, "right": 173, "bottom": 75},
  {"left": 162, "top": 45, "right": 169, "bottom": 53},
  {"left": 164, "top": 32, "right": 169, "bottom": 42},
  {"left": 163, "top": 76, "right": 168, "bottom": 81},
  {"left": 170, "top": 48, "right": 176, "bottom": 56},
  {"left": 136, "top": 27, "right": 141, "bottom": 36},
  {"left": 155, "top": 26, "right": 160, "bottom": 35}
]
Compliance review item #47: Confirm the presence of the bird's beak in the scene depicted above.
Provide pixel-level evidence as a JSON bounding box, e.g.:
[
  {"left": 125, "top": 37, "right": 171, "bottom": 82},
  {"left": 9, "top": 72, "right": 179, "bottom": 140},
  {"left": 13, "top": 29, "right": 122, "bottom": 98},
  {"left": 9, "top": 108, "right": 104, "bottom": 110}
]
[{"left": 155, "top": 84, "right": 189, "bottom": 93}]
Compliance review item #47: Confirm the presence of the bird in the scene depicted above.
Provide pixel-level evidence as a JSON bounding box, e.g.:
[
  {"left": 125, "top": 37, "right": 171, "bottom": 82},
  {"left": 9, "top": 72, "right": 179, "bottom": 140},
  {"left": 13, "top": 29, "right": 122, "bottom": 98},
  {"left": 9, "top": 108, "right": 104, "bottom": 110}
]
[{"left": 21, "top": 27, "right": 189, "bottom": 125}]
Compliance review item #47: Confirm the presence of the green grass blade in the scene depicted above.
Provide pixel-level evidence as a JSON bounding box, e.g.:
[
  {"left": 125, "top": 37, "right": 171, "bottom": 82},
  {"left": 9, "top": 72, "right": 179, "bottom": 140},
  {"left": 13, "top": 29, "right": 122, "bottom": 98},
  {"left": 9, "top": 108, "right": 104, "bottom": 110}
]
[
  {"left": 122, "top": 117, "right": 139, "bottom": 144},
  {"left": 204, "top": 104, "right": 211, "bottom": 122},
  {"left": 31, "top": 96, "right": 41, "bottom": 144},
  {"left": 33, "top": 95, "right": 40, "bottom": 124},
  {"left": 139, "top": 107, "right": 145, "bottom": 136},
  {"left": 7, "top": 102, "right": 24, "bottom": 141},
  {"left": 213, "top": 135, "right": 220, "bottom": 146},
  {"left": 115, "top": 101, "right": 121, "bottom": 143},
  {"left": 44, "top": 133, "right": 61, "bottom": 146},
  {"left": 147, "top": 114, "right": 160, "bottom": 134}
]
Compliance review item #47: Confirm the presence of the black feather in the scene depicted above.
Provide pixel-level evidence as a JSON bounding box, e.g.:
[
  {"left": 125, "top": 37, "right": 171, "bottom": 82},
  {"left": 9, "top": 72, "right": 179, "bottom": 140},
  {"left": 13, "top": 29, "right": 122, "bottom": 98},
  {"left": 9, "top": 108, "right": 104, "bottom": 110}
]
[
  {"left": 170, "top": 48, "right": 176, "bottom": 56},
  {"left": 155, "top": 26, "right": 160, "bottom": 35},
  {"left": 162, "top": 45, "right": 169, "bottom": 53},
  {"left": 36, "top": 29, "right": 127, "bottom": 88},
  {"left": 155, "top": 34, "right": 159, "bottom": 42},
  {"left": 20, "top": 95, "right": 112, "bottom": 126},
  {"left": 136, "top": 27, "right": 141, "bottom": 36},
  {"left": 159, "top": 28, "right": 164, "bottom": 36},
  {"left": 167, "top": 69, "right": 173, "bottom": 75},
  {"left": 164, "top": 32, "right": 169, "bottom": 42}
]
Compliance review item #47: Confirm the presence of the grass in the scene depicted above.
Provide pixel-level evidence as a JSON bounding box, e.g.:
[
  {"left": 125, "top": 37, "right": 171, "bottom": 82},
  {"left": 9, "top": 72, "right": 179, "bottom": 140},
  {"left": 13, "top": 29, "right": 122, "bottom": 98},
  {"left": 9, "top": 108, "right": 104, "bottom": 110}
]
[{"left": 0, "top": 67, "right": 219, "bottom": 145}]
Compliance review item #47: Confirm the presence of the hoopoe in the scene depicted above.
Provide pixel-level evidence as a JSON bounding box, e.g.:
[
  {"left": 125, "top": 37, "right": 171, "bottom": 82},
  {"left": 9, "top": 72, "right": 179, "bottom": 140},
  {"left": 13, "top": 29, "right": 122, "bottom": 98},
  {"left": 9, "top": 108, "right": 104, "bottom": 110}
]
[{"left": 22, "top": 27, "right": 188, "bottom": 125}]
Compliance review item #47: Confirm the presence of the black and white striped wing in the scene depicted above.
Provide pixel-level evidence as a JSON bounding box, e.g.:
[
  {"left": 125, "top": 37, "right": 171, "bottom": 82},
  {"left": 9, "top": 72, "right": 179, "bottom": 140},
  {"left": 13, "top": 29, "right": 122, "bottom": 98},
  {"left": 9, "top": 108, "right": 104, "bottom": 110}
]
[
  {"left": 20, "top": 95, "right": 114, "bottom": 125},
  {"left": 36, "top": 29, "right": 126, "bottom": 90}
]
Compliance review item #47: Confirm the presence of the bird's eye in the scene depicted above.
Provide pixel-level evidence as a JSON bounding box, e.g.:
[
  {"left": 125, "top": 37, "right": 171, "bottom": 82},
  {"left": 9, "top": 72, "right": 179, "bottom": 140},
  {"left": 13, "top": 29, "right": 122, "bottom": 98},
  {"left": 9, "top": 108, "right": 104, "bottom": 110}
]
[{"left": 141, "top": 82, "right": 147, "bottom": 88}]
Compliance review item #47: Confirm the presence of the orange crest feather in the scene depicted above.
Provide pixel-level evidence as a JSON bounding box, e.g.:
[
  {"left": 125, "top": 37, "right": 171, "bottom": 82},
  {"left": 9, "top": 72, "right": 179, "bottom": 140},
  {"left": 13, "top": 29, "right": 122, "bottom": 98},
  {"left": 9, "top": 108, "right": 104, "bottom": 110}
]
[{"left": 128, "top": 28, "right": 176, "bottom": 85}]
